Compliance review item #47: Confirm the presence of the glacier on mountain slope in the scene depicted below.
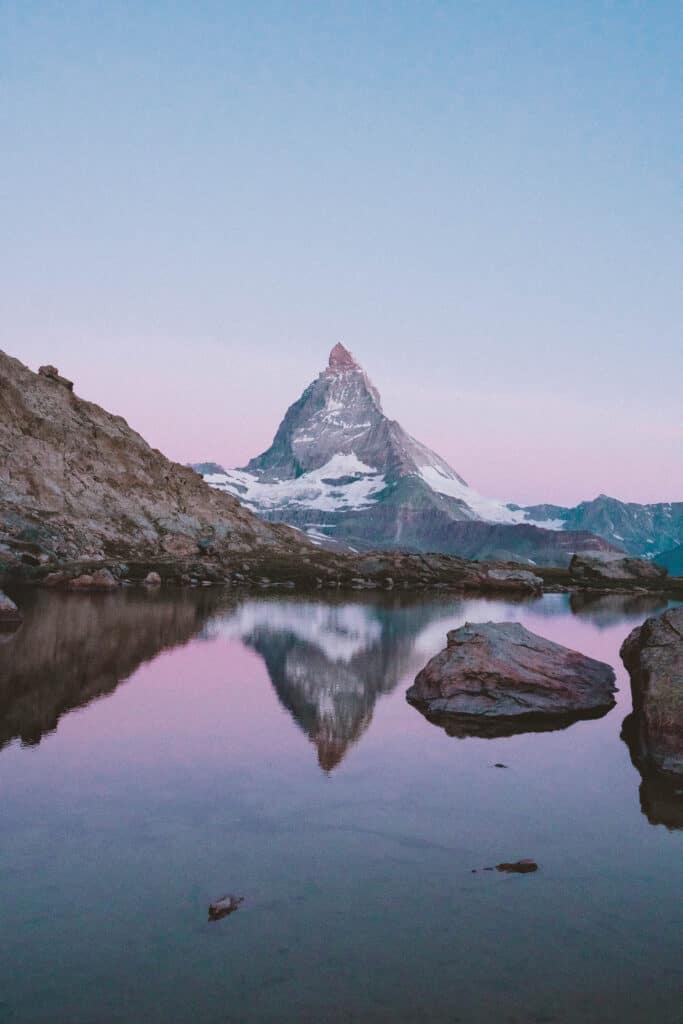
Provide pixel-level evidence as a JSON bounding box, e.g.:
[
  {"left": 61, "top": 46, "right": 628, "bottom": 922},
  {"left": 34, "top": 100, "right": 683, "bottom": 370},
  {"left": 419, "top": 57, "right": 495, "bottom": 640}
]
[
  {"left": 206, "top": 453, "right": 387, "bottom": 514},
  {"left": 416, "top": 464, "right": 564, "bottom": 529},
  {"left": 206, "top": 454, "right": 561, "bottom": 530}
]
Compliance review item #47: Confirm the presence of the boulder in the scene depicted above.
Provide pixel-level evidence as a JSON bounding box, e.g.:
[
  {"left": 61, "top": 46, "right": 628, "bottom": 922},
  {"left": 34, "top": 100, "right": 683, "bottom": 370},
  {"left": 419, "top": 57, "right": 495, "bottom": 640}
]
[
  {"left": 67, "top": 569, "right": 118, "bottom": 590},
  {"left": 0, "top": 590, "right": 22, "bottom": 624},
  {"left": 144, "top": 571, "right": 162, "bottom": 586},
  {"left": 41, "top": 571, "right": 68, "bottom": 587},
  {"left": 620, "top": 605, "right": 683, "bottom": 775},
  {"left": 38, "top": 364, "right": 74, "bottom": 391},
  {"left": 483, "top": 568, "right": 543, "bottom": 595},
  {"left": 570, "top": 552, "right": 667, "bottom": 584},
  {"left": 407, "top": 621, "right": 616, "bottom": 731}
]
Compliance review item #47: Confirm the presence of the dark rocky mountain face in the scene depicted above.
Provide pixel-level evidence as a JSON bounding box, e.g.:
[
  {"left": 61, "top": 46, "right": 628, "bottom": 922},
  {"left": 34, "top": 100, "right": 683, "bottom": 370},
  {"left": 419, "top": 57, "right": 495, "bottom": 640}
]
[
  {"left": 0, "top": 349, "right": 300, "bottom": 567},
  {"left": 520, "top": 494, "right": 683, "bottom": 562},
  {"left": 656, "top": 544, "right": 683, "bottom": 576},
  {"left": 245, "top": 342, "right": 466, "bottom": 486},
  {"left": 198, "top": 344, "right": 622, "bottom": 567}
]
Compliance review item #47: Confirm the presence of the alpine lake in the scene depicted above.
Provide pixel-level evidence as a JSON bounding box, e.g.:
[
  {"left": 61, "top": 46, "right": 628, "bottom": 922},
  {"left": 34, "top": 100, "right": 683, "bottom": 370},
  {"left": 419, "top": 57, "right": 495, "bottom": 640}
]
[{"left": 1, "top": 585, "right": 682, "bottom": 1024}]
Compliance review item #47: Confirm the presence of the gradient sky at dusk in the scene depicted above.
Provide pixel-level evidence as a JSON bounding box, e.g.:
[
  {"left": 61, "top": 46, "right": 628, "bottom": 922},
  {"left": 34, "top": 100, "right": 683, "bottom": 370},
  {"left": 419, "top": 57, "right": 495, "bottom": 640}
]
[{"left": 2, "top": 1, "right": 681, "bottom": 506}]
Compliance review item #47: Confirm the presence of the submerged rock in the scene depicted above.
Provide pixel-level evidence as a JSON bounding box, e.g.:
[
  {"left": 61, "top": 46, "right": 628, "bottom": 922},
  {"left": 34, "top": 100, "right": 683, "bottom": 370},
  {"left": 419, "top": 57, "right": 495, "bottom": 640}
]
[
  {"left": 208, "top": 894, "right": 244, "bottom": 921},
  {"left": 0, "top": 590, "right": 22, "bottom": 624},
  {"left": 620, "top": 606, "right": 683, "bottom": 776},
  {"left": 472, "top": 858, "right": 538, "bottom": 874},
  {"left": 570, "top": 553, "right": 668, "bottom": 584},
  {"left": 407, "top": 621, "right": 616, "bottom": 730}
]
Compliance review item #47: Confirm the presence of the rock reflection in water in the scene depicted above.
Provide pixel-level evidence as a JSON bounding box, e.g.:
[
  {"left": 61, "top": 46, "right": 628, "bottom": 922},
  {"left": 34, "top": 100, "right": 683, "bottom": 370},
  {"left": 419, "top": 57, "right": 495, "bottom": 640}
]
[
  {"left": 413, "top": 704, "right": 613, "bottom": 740},
  {"left": 621, "top": 713, "right": 683, "bottom": 830},
  {"left": 569, "top": 592, "right": 668, "bottom": 628},
  {"left": 216, "top": 594, "right": 462, "bottom": 771},
  {"left": 0, "top": 587, "right": 231, "bottom": 751}
]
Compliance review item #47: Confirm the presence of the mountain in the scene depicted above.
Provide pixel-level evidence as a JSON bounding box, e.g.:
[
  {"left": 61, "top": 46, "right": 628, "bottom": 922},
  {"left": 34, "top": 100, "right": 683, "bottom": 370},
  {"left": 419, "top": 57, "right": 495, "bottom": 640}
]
[
  {"left": 197, "top": 344, "right": 619, "bottom": 567},
  {"left": 655, "top": 544, "right": 683, "bottom": 576},
  {"left": 519, "top": 494, "right": 683, "bottom": 561},
  {"left": 0, "top": 350, "right": 300, "bottom": 567}
]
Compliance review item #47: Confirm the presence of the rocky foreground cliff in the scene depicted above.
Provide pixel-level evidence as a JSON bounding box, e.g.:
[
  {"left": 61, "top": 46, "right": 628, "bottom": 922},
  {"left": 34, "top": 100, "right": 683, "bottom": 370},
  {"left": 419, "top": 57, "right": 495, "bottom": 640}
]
[{"left": 0, "top": 350, "right": 302, "bottom": 567}]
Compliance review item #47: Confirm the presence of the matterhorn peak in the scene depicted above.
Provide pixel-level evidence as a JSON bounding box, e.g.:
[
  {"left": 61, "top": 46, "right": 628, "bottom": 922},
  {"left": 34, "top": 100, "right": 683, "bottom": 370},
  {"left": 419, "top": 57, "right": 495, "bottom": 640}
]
[{"left": 328, "top": 342, "right": 359, "bottom": 371}]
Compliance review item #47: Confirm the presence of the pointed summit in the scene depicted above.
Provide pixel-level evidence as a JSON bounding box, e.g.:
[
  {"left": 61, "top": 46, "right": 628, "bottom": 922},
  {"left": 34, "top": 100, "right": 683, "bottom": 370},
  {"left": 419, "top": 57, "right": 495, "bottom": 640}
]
[{"left": 328, "top": 342, "right": 359, "bottom": 371}]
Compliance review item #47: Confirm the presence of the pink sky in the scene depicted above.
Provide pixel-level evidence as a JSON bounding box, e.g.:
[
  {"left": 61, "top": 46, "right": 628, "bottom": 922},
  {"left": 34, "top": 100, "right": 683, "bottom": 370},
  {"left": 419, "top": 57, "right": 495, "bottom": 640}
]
[{"left": 41, "top": 339, "right": 680, "bottom": 509}]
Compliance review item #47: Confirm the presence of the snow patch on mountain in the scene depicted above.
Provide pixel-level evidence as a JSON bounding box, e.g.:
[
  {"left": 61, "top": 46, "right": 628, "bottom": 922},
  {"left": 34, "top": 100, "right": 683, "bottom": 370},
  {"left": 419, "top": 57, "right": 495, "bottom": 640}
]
[
  {"left": 214, "top": 600, "right": 382, "bottom": 663},
  {"left": 206, "top": 453, "right": 386, "bottom": 514},
  {"left": 417, "top": 465, "right": 563, "bottom": 528}
]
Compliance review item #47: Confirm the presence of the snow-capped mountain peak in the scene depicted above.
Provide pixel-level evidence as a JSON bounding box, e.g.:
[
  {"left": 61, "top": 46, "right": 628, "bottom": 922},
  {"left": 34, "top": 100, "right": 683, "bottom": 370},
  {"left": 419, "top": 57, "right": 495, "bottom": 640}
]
[
  {"left": 196, "top": 345, "right": 622, "bottom": 564},
  {"left": 327, "top": 341, "right": 361, "bottom": 372}
]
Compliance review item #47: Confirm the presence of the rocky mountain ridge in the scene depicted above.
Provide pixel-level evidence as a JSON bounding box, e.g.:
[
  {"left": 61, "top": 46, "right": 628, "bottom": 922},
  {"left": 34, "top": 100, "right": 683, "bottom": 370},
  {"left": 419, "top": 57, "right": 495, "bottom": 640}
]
[
  {"left": 0, "top": 348, "right": 301, "bottom": 568},
  {"left": 519, "top": 493, "right": 683, "bottom": 562}
]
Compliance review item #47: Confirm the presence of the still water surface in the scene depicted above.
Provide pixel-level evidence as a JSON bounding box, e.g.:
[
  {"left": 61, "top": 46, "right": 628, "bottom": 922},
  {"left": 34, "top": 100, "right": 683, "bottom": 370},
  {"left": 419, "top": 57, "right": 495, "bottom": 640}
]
[{"left": 1, "top": 587, "right": 682, "bottom": 1024}]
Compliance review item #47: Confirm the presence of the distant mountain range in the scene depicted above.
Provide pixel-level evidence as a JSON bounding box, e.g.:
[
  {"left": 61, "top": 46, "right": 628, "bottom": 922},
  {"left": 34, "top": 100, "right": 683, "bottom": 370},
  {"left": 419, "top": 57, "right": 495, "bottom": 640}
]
[
  {"left": 516, "top": 495, "right": 683, "bottom": 561},
  {"left": 195, "top": 344, "right": 682, "bottom": 567}
]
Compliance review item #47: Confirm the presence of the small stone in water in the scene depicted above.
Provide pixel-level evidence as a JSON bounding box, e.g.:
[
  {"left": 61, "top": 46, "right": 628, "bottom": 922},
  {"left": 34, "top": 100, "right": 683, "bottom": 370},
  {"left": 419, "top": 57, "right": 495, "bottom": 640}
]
[
  {"left": 495, "top": 859, "right": 538, "bottom": 874},
  {"left": 208, "top": 894, "right": 244, "bottom": 921}
]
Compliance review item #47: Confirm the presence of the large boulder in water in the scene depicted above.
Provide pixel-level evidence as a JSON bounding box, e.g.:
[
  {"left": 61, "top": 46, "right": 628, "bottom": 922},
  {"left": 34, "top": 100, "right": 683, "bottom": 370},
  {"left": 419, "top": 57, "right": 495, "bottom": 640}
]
[
  {"left": 407, "top": 621, "right": 616, "bottom": 732},
  {"left": 621, "top": 606, "right": 683, "bottom": 776}
]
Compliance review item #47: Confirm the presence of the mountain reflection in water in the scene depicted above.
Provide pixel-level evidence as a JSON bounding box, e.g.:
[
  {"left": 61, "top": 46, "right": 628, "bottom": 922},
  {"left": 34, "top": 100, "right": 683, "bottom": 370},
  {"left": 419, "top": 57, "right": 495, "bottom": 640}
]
[
  {"left": 0, "top": 587, "right": 231, "bottom": 751},
  {"left": 213, "top": 595, "right": 468, "bottom": 770},
  {"left": 2, "top": 588, "right": 682, "bottom": 830},
  {"left": 0, "top": 588, "right": 464, "bottom": 765},
  {"left": 3, "top": 588, "right": 683, "bottom": 1024},
  {"left": 569, "top": 591, "right": 669, "bottom": 628}
]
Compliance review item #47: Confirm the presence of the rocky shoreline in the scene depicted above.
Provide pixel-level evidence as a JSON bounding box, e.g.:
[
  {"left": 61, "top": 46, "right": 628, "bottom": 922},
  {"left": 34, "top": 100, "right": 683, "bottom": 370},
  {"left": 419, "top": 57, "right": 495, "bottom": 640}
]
[
  {"left": 1, "top": 549, "right": 546, "bottom": 597},
  {"left": 3, "top": 544, "right": 681, "bottom": 605}
]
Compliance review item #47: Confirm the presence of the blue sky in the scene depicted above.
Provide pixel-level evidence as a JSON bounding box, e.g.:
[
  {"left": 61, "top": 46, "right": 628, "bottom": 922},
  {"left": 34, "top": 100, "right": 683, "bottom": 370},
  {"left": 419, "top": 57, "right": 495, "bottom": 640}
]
[{"left": 1, "top": 1, "right": 681, "bottom": 503}]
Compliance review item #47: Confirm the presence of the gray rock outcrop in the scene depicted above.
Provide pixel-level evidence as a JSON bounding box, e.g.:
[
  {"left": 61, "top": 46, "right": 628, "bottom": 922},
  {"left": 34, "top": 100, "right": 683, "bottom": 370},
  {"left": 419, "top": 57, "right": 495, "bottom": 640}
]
[
  {"left": 0, "top": 348, "right": 301, "bottom": 566},
  {"left": 569, "top": 552, "right": 667, "bottom": 584},
  {"left": 483, "top": 568, "right": 543, "bottom": 595},
  {"left": 620, "top": 606, "right": 683, "bottom": 776}
]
